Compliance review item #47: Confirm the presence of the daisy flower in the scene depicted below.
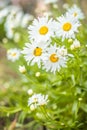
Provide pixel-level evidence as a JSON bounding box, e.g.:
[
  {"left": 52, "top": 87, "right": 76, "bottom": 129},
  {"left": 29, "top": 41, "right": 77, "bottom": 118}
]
[
  {"left": 28, "top": 93, "right": 48, "bottom": 108},
  {"left": 28, "top": 94, "right": 40, "bottom": 106},
  {"left": 5, "top": 10, "right": 23, "bottom": 39},
  {"left": 28, "top": 16, "right": 56, "bottom": 42},
  {"left": 0, "top": 7, "right": 10, "bottom": 23},
  {"left": 66, "top": 4, "right": 84, "bottom": 20},
  {"left": 7, "top": 48, "right": 20, "bottom": 62},
  {"left": 55, "top": 14, "right": 81, "bottom": 40},
  {"left": 21, "top": 41, "right": 49, "bottom": 68},
  {"left": 38, "top": 95, "right": 49, "bottom": 106},
  {"left": 43, "top": 44, "right": 68, "bottom": 74}
]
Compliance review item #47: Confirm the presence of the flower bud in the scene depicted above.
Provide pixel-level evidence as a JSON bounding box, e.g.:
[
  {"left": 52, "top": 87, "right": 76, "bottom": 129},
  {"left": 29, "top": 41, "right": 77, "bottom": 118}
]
[
  {"left": 19, "top": 65, "right": 26, "bottom": 74},
  {"left": 27, "top": 89, "right": 33, "bottom": 95}
]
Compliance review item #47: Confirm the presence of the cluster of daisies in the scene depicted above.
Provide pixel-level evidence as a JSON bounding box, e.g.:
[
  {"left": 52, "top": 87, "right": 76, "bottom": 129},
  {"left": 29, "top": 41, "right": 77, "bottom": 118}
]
[
  {"left": 21, "top": 5, "right": 84, "bottom": 74},
  {"left": 0, "top": 5, "right": 33, "bottom": 39},
  {"left": 7, "top": 5, "right": 84, "bottom": 74},
  {"left": 6, "top": 4, "right": 84, "bottom": 109},
  {"left": 27, "top": 89, "right": 48, "bottom": 111}
]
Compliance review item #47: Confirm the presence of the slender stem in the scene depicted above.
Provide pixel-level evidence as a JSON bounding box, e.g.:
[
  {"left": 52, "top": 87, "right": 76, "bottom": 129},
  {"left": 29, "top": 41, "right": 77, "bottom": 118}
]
[{"left": 43, "top": 125, "right": 47, "bottom": 130}]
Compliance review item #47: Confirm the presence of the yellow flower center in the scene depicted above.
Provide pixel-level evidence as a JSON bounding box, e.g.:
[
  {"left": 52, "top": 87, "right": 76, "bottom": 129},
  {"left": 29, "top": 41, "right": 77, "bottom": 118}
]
[
  {"left": 33, "top": 47, "right": 42, "bottom": 56},
  {"left": 73, "top": 12, "right": 77, "bottom": 17},
  {"left": 63, "top": 22, "right": 72, "bottom": 31},
  {"left": 39, "top": 26, "right": 48, "bottom": 35},
  {"left": 12, "top": 53, "right": 17, "bottom": 57},
  {"left": 50, "top": 54, "right": 59, "bottom": 63},
  {"left": 34, "top": 98, "right": 37, "bottom": 102}
]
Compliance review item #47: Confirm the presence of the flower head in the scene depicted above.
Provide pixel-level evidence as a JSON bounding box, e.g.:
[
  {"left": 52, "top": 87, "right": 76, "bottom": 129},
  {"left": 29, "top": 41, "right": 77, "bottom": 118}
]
[
  {"left": 28, "top": 93, "right": 48, "bottom": 109},
  {"left": 66, "top": 5, "right": 84, "bottom": 20},
  {"left": 43, "top": 44, "right": 68, "bottom": 74},
  {"left": 21, "top": 41, "right": 49, "bottom": 67},
  {"left": 55, "top": 14, "right": 80, "bottom": 40},
  {"left": 28, "top": 16, "right": 56, "bottom": 42},
  {"left": 7, "top": 48, "right": 20, "bottom": 62}
]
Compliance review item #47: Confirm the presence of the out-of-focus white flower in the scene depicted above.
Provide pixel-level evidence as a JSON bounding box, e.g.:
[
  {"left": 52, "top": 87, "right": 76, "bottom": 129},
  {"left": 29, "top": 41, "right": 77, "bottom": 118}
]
[
  {"left": 44, "top": 0, "right": 58, "bottom": 4},
  {"left": 35, "top": 72, "right": 41, "bottom": 77},
  {"left": 66, "top": 4, "right": 84, "bottom": 20},
  {"left": 43, "top": 44, "right": 68, "bottom": 74},
  {"left": 28, "top": 16, "right": 56, "bottom": 42},
  {"left": 27, "top": 89, "right": 33, "bottom": 95},
  {"left": 19, "top": 65, "right": 26, "bottom": 74},
  {"left": 70, "top": 39, "right": 80, "bottom": 50},
  {"left": 5, "top": 8, "right": 23, "bottom": 39},
  {"left": 43, "top": 12, "right": 52, "bottom": 17},
  {"left": 28, "top": 94, "right": 39, "bottom": 106},
  {"left": 2, "top": 38, "right": 8, "bottom": 43},
  {"left": 28, "top": 93, "right": 49, "bottom": 108},
  {"left": 0, "top": 5, "right": 34, "bottom": 39},
  {"left": 14, "top": 33, "right": 21, "bottom": 42},
  {"left": 38, "top": 95, "right": 48, "bottom": 106},
  {"left": 0, "top": 7, "right": 10, "bottom": 23},
  {"left": 7, "top": 48, "right": 20, "bottom": 62},
  {"left": 53, "top": 4, "right": 58, "bottom": 9},
  {"left": 21, "top": 41, "right": 49, "bottom": 68},
  {"left": 63, "top": 3, "right": 69, "bottom": 9},
  {"left": 21, "top": 14, "right": 33, "bottom": 28},
  {"left": 55, "top": 14, "right": 81, "bottom": 41}
]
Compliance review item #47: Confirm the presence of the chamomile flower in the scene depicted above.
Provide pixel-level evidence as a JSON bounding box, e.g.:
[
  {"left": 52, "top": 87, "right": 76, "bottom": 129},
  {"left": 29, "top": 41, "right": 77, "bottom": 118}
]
[
  {"left": 21, "top": 41, "right": 49, "bottom": 68},
  {"left": 66, "top": 4, "right": 84, "bottom": 20},
  {"left": 5, "top": 10, "right": 23, "bottom": 39},
  {"left": 7, "top": 48, "right": 20, "bottom": 62},
  {"left": 0, "top": 7, "right": 10, "bottom": 23},
  {"left": 28, "top": 16, "right": 56, "bottom": 42},
  {"left": 28, "top": 93, "right": 48, "bottom": 108},
  {"left": 28, "top": 94, "right": 39, "bottom": 106},
  {"left": 38, "top": 95, "right": 48, "bottom": 106},
  {"left": 55, "top": 14, "right": 80, "bottom": 40},
  {"left": 43, "top": 44, "right": 68, "bottom": 74},
  {"left": 63, "top": 3, "right": 69, "bottom": 9}
]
